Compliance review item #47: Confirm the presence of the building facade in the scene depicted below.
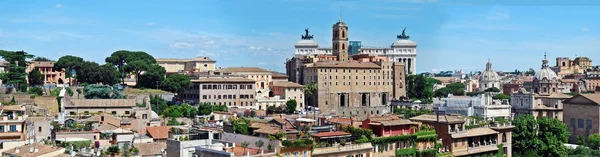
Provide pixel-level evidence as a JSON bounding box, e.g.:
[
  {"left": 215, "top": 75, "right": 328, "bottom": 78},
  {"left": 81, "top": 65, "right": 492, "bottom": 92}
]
[
  {"left": 217, "top": 67, "right": 273, "bottom": 98},
  {"left": 179, "top": 76, "right": 256, "bottom": 108},
  {"left": 563, "top": 94, "right": 600, "bottom": 143},
  {"left": 551, "top": 56, "right": 593, "bottom": 78},
  {"left": 436, "top": 94, "right": 511, "bottom": 121},
  {"left": 27, "top": 61, "right": 68, "bottom": 85},
  {"left": 271, "top": 81, "right": 305, "bottom": 110},
  {"left": 156, "top": 56, "right": 217, "bottom": 73},
  {"left": 479, "top": 60, "right": 501, "bottom": 91}
]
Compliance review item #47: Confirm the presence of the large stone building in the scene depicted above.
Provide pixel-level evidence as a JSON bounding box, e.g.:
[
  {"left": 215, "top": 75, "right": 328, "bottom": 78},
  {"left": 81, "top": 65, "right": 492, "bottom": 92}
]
[
  {"left": 435, "top": 94, "right": 511, "bottom": 121},
  {"left": 271, "top": 81, "right": 304, "bottom": 110},
  {"left": 511, "top": 54, "right": 572, "bottom": 121},
  {"left": 285, "top": 19, "right": 418, "bottom": 84},
  {"left": 156, "top": 56, "right": 217, "bottom": 73},
  {"left": 563, "top": 94, "right": 600, "bottom": 143},
  {"left": 179, "top": 76, "right": 256, "bottom": 108},
  {"left": 479, "top": 60, "right": 501, "bottom": 91},
  {"left": 27, "top": 61, "right": 69, "bottom": 85},
  {"left": 551, "top": 56, "right": 593, "bottom": 78},
  {"left": 216, "top": 67, "right": 273, "bottom": 98},
  {"left": 303, "top": 60, "right": 406, "bottom": 120}
]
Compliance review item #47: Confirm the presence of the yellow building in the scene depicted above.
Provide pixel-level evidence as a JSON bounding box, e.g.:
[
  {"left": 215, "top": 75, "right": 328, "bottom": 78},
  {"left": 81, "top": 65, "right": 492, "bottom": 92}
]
[
  {"left": 27, "top": 61, "right": 69, "bottom": 85},
  {"left": 156, "top": 56, "right": 216, "bottom": 73},
  {"left": 552, "top": 56, "right": 593, "bottom": 78}
]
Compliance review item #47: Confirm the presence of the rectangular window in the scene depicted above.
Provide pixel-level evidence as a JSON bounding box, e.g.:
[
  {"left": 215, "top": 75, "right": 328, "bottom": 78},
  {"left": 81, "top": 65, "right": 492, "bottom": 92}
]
[
  {"left": 570, "top": 118, "right": 576, "bottom": 128},
  {"left": 9, "top": 125, "right": 16, "bottom": 132},
  {"left": 0, "top": 126, "right": 4, "bottom": 132},
  {"left": 578, "top": 119, "right": 584, "bottom": 128},
  {"left": 587, "top": 119, "right": 593, "bottom": 129}
]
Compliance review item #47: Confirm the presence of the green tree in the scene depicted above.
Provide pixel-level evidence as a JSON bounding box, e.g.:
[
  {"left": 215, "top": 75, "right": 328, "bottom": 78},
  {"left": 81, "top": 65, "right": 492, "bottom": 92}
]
[
  {"left": 32, "top": 57, "right": 52, "bottom": 61},
  {"left": 406, "top": 74, "right": 439, "bottom": 103},
  {"left": 434, "top": 87, "right": 451, "bottom": 98},
  {"left": 107, "top": 145, "right": 120, "bottom": 156},
  {"left": 106, "top": 50, "right": 156, "bottom": 85},
  {"left": 255, "top": 140, "right": 264, "bottom": 151},
  {"left": 286, "top": 99, "right": 297, "bottom": 113},
  {"left": 446, "top": 82, "right": 466, "bottom": 96},
  {"left": 54, "top": 55, "right": 84, "bottom": 85},
  {"left": 513, "top": 115, "right": 569, "bottom": 157},
  {"left": 137, "top": 64, "right": 166, "bottom": 89},
  {"left": 0, "top": 50, "right": 34, "bottom": 92},
  {"left": 150, "top": 95, "right": 169, "bottom": 115},
  {"left": 492, "top": 94, "right": 511, "bottom": 100},
  {"left": 28, "top": 86, "right": 44, "bottom": 96},
  {"left": 302, "top": 81, "right": 317, "bottom": 108},
  {"left": 28, "top": 69, "right": 44, "bottom": 86},
  {"left": 588, "top": 134, "right": 600, "bottom": 149},
  {"left": 162, "top": 105, "right": 183, "bottom": 117},
  {"left": 105, "top": 50, "right": 131, "bottom": 84},
  {"left": 241, "top": 141, "right": 250, "bottom": 153},
  {"left": 83, "top": 84, "right": 124, "bottom": 99},
  {"left": 577, "top": 135, "right": 588, "bottom": 146},
  {"left": 160, "top": 74, "right": 192, "bottom": 93}
]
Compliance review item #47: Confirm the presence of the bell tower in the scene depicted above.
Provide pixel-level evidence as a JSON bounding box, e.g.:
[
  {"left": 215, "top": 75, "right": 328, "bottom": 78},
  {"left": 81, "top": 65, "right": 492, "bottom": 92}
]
[{"left": 332, "top": 18, "right": 349, "bottom": 61}]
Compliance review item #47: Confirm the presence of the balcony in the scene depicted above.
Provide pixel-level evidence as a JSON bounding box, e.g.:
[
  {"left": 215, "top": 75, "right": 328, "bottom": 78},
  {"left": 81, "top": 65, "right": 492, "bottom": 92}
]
[{"left": 1, "top": 116, "right": 25, "bottom": 122}]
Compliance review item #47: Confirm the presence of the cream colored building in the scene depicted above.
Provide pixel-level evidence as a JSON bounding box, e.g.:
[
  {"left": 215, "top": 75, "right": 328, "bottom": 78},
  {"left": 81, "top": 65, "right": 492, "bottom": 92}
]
[
  {"left": 156, "top": 56, "right": 217, "bottom": 73},
  {"left": 551, "top": 56, "right": 593, "bottom": 78},
  {"left": 272, "top": 81, "right": 305, "bottom": 111},
  {"left": 179, "top": 76, "right": 256, "bottom": 108},
  {"left": 217, "top": 67, "right": 273, "bottom": 98},
  {"left": 27, "top": 61, "right": 69, "bottom": 85}
]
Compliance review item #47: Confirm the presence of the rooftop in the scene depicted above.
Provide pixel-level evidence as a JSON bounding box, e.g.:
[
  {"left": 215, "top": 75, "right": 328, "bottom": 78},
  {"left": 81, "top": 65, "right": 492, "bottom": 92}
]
[
  {"left": 272, "top": 81, "right": 303, "bottom": 88},
  {"left": 409, "top": 114, "right": 465, "bottom": 124},
  {"left": 564, "top": 93, "right": 600, "bottom": 105},
  {"left": 451, "top": 128, "right": 498, "bottom": 138},
  {"left": 156, "top": 56, "right": 216, "bottom": 62},
  {"left": 134, "top": 142, "right": 167, "bottom": 156},
  {"left": 219, "top": 67, "right": 270, "bottom": 73},
  {"left": 311, "top": 131, "right": 351, "bottom": 138},
  {"left": 66, "top": 99, "right": 137, "bottom": 107},
  {"left": 307, "top": 61, "right": 381, "bottom": 69},
  {"left": 3, "top": 143, "right": 64, "bottom": 157},
  {"left": 192, "top": 77, "right": 255, "bottom": 83},
  {"left": 146, "top": 126, "right": 172, "bottom": 140}
]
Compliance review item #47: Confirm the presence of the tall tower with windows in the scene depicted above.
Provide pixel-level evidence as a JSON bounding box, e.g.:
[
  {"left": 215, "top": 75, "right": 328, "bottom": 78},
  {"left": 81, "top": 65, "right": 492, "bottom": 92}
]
[{"left": 332, "top": 19, "right": 349, "bottom": 62}]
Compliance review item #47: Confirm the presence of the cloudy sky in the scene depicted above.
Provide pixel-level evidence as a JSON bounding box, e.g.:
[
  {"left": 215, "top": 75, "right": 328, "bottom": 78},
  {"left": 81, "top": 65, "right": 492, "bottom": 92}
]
[{"left": 1, "top": 0, "right": 600, "bottom": 73}]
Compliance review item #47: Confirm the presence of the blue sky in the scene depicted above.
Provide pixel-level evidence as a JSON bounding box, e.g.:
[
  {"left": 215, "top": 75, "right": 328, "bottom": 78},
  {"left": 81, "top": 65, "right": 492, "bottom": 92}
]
[{"left": 1, "top": 0, "right": 600, "bottom": 73}]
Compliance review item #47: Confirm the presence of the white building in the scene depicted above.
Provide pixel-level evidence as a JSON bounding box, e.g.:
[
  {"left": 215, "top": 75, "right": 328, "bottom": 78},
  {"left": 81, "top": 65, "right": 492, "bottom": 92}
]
[
  {"left": 479, "top": 60, "right": 501, "bottom": 91},
  {"left": 435, "top": 94, "right": 511, "bottom": 120},
  {"left": 293, "top": 28, "right": 418, "bottom": 74}
]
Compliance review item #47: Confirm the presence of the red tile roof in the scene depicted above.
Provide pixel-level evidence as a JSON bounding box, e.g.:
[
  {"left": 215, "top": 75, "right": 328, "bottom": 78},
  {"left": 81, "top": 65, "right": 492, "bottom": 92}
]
[
  {"left": 311, "top": 131, "right": 351, "bottom": 138},
  {"left": 146, "top": 126, "right": 172, "bottom": 140}
]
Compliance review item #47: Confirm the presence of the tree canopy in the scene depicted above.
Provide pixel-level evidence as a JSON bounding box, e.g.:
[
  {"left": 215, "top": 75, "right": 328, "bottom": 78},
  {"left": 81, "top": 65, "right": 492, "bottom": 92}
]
[
  {"left": 435, "top": 82, "right": 465, "bottom": 98},
  {"left": 0, "top": 50, "right": 34, "bottom": 91},
  {"left": 28, "top": 69, "right": 44, "bottom": 86},
  {"left": 198, "top": 103, "right": 227, "bottom": 115},
  {"left": 513, "top": 115, "right": 569, "bottom": 157},
  {"left": 286, "top": 99, "right": 297, "bottom": 113},
  {"left": 76, "top": 61, "right": 119, "bottom": 85},
  {"left": 137, "top": 64, "right": 166, "bottom": 89},
  {"left": 492, "top": 93, "right": 511, "bottom": 100},
  {"left": 406, "top": 74, "right": 439, "bottom": 103},
  {"left": 484, "top": 87, "right": 501, "bottom": 93},
  {"left": 159, "top": 74, "right": 191, "bottom": 93},
  {"left": 55, "top": 55, "right": 84, "bottom": 83},
  {"left": 32, "top": 57, "right": 53, "bottom": 61},
  {"left": 150, "top": 95, "right": 169, "bottom": 115},
  {"left": 105, "top": 50, "right": 156, "bottom": 85},
  {"left": 83, "top": 84, "right": 124, "bottom": 99}
]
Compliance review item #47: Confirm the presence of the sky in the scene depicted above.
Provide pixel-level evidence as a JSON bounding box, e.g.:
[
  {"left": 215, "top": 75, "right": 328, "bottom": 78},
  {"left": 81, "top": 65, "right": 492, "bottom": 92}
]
[{"left": 1, "top": 0, "right": 600, "bottom": 73}]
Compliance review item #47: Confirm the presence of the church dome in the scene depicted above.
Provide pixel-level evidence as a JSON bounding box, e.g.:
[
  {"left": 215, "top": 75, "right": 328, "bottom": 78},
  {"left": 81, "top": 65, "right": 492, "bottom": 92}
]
[
  {"left": 294, "top": 39, "right": 318, "bottom": 47},
  {"left": 479, "top": 60, "right": 500, "bottom": 82},
  {"left": 392, "top": 39, "right": 417, "bottom": 47},
  {"left": 534, "top": 55, "right": 558, "bottom": 81}
]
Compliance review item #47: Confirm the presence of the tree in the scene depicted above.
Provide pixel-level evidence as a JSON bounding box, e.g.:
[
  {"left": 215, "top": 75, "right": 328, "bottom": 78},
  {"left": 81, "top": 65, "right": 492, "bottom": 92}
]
[
  {"left": 302, "top": 81, "right": 317, "bottom": 109},
  {"left": 83, "top": 84, "right": 124, "bottom": 99},
  {"left": 137, "top": 64, "right": 166, "bottom": 89},
  {"left": 107, "top": 145, "right": 120, "bottom": 156},
  {"left": 588, "top": 134, "right": 600, "bottom": 149},
  {"left": 484, "top": 87, "right": 501, "bottom": 93},
  {"left": 512, "top": 115, "right": 569, "bottom": 156},
  {"left": 106, "top": 50, "right": 132, "bottom": 84},
  {"left": 286, "top": 99, "right": 297, "bottom": 113},
  {"left": 160, "top": 74, "right": 191, "bottom": 93},
  {"left": 151, "top": 95, "right": 169, "bottom": 115},
  {"left": 255, "top": 140, "right": 264, "bottom": 151},
  {"left": 28, "top": 86, "right": 43, "bottom": 96},
  {"left": 577, "top": 135, "right": 588, "bottom": 146},
  {"left": 125, "top": 60, "right": 150, "bottom": 86},
  {"left": 106, "top": 50, "right": 156, "bottom": 85},
  {"left": 54, "top": 55, "right": 84, "bottom": 85},
  {"left": 32, "top": 57, "right": 52, "bottom": 61},
  {"left": 434, "top": 87, "right": 451, "bottom": 98},
  {"left": 162, "top": 105, "right": 183, "bottom": 117},
  {"left": 406, "top": 74, "right": 439, "bottom": 103},
  {"left": 493, "top": 94, "right": 511, "bottom": 100},
  {"left": 241, "top": 141, "right": 249, "bottom": 153},
  {"left": 0, "top": 50, "right": 34, "bottom": 92},
  {"left": 28, "top": 69, "right": 44, "bottom": 86}
]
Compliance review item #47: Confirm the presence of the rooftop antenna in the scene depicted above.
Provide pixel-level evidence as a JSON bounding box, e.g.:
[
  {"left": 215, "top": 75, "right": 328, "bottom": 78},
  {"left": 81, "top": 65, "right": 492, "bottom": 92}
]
[{"left": 339, "top": 6, "right": 343, "bottom": 22}]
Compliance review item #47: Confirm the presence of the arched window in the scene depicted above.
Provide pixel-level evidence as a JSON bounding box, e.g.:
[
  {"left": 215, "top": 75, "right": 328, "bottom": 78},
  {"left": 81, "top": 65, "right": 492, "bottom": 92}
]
[
  {"left": 382, "top": 93, "right": 387, "bottom": 105},
  {"left": 362, "top": 94, "right": 367, "bottom": 106},
  {"left": 342, "top": 30, "right": 346, "bottom": 38}
]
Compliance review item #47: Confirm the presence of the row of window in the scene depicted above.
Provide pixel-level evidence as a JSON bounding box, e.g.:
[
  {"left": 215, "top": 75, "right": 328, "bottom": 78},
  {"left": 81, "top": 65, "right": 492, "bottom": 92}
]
[
  {"left": 0, "top": 125, "right": 18, "bottom": 132},
  {"left": 204, "top": 101, "right": 253, "bottom": 106},
  {"left": 202, "top": 84, "right": 253, "bottom": 90},
  {"left": 570, "top": 118, "right": 593, "bottom": 129},
  {"left": 201, "top": 94, "right": 254, "bottom": 100}
]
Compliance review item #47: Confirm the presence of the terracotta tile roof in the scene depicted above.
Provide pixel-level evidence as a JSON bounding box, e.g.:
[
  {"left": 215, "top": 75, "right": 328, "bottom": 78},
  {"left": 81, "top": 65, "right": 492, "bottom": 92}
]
[
  {"left": 311, "top": 131, "right": 351, "bottom": 138},
  {"left": 561, "top": 79, "right": 579, "bottom": 83},
  {"left": 307, "top": 61, "right": 381, "bottom": 69},
  {"left": 225, "top": 146, "right": 264, "bottom": 156},
  {"left": 66, "top": 99, "right": 137, "bottom": 107},
  {"left": 565, "top": 94, "right": 600, "bottom": 105},
  {"left": 146, "top": 126, "right": 172, "bottom": 139},
  {"left": 328, "top": 117, "right": 353, "bottom": 124},
  {"left": 374, "top": 119, "right": 416, "bottom": 126},
  {"left": 271, "top": 72, "right": 289, "bottom": 78},
  {"left": 271, "top": 118, "right": 295, "bottom": 129},
  {"left": 409, "top": 114, "right": 465, "bottom": 124},
  {"left": 451, "top": 128, "right": 498, "bottom": 138},
  {"left": 3, "top": 143, "right": 64, "bottom": 157},
  {"left": 535, "top": 93, "right": 573, "bottom": 99},
  {"left": 220, "top": 67, "right": 270, "bottom": 73},
  {"left": 0, "top": 105, "right": 24, "bottom": 111},
  {"left": 192, "top": 77, "right": 255, "bottom": 83},
  {"left": 26, "top": 116, "right": 53, "bottom": 122},
  {"left": 32, "top": 61, "right": 55, "bottom": 68},
  {"left": 272, "top": 81, "right": 302, "bottom": 88},
  {"left": 97, "top": 124, "right": 119, "bottom": 131},
  {"left": 253, "top": 125, "right": 285, "bottom": 135},
  {"left": 134, "top": 142, "right": 167, "bottom": 156},
  {"left": 369, "top": 115, "right": 400, "bottom": 121}
]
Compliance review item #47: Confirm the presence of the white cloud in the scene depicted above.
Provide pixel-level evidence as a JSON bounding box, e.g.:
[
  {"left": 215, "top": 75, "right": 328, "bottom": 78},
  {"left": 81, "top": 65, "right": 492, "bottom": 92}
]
[
  {"left": 486, "top": 11, "right": 510, "bottom": 20},
  {"left": 583, "top": 28, "right": 590, "bottom": 32},
  {"left": 147, "top": 22, "right": 155, "bottom": 26},
  {"left": 55, "top": 4, "right": 62, "bottom": 8},
  {"left": 256, "top": 62, "right": 266, "bottom": 65},
  {"left": 169, "top": 42, "right": 195, "bottom": 49},
  {"left": 198, "top": 50, "right": 219, "bottom": 56}
]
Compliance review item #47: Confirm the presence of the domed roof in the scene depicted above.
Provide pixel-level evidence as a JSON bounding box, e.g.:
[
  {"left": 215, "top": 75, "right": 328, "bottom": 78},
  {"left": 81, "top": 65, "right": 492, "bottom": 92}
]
[
  {"left": 392, "top": 39, "right": 417, "bottom": 47},
  {"left": 294, "top": 39, "right": 318, "bottom": 47},
  {"left": 534, "top": 54, "right": 558, "bottom": 81},
  {"left": 479, "top": 60, "right": 500, "bottom": 82}
]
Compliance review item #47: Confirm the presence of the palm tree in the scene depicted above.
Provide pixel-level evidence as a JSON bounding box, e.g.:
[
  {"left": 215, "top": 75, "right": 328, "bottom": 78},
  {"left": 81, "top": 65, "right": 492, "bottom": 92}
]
[
  {"left": 302, "top": 81, "right": 317, "bottom": 109},
  {"left": 241, "top": 141, "right": 250, "bottom": 154},
  {"left": 255, "top": 140, "right": 265, "bottom": 152}
]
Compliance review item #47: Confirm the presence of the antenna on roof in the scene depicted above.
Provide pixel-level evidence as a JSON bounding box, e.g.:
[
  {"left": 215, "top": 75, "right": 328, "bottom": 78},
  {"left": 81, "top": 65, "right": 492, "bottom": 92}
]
[{"left": 339, "top": 6, "right": 343, "bottom": 22}]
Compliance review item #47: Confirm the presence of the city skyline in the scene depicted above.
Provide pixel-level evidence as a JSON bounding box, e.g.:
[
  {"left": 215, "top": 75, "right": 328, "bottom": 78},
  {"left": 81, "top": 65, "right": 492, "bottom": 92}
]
[{"left": 1, "top": 0, "right": 600, "bottom": 73}]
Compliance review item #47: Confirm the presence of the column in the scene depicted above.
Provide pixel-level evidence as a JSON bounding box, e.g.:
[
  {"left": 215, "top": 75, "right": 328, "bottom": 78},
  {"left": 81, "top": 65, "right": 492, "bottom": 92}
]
[
  {"left": 412, "top": 57, "right": 417, "bottom": 75},
  {"left": 407, "top": 58, "right": 412, "bottom": 74}
]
